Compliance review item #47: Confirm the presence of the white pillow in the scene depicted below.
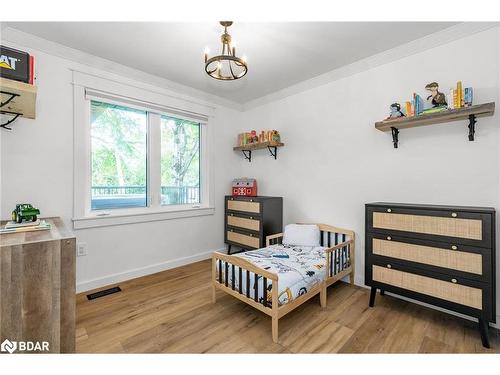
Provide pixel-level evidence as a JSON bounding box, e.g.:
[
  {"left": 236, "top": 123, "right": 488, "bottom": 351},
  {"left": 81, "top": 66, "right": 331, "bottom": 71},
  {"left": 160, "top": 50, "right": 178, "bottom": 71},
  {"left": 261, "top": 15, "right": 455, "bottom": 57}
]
[{"left": 282, "top": 224, "right": 320, "bottom": 247}]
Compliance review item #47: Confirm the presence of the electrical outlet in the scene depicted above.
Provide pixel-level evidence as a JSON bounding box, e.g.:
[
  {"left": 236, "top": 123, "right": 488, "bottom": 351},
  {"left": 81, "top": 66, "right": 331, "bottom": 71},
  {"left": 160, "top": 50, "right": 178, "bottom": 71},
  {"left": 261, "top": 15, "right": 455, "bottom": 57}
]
[{"left": 77, "top": 242, "right": 87, "bottom": 257}]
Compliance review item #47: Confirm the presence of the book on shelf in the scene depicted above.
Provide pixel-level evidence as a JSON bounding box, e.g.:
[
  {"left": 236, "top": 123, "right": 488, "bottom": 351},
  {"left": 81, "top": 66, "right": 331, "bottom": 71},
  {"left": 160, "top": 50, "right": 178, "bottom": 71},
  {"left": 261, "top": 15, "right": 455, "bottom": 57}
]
[
  {"left": 420, "top": 106, "right": 448, "bottom": 115},
  {"left": 1, "top": 220, "right": 51, "bottom": 234},
  {"left": 464, "top": 87, "right": 473, "bottom": 107},
  {"left": 457, "top": 81, "right": 463, "bottom": 108},
  {"left": 5, "top": 219, "right": 41, "bottom": 229},
  {"left": 413, "top": 93, "right": 424, "bottom": 115}
]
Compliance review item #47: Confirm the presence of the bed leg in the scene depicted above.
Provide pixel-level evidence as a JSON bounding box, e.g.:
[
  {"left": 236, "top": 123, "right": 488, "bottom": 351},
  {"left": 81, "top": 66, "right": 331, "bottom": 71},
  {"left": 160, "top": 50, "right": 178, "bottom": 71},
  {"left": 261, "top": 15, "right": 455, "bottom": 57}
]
[
  {"left": 211, "top": 257, "right": 217, "bottom": 303},
  {"left": 349, "top": 271, "right": 355, "bottom": 285},
  {"left": 320, "top": 283, "right": 327, "bottom": 308},
  {"left": 272, "top": 316, "right": 279, "bottom": 343}
]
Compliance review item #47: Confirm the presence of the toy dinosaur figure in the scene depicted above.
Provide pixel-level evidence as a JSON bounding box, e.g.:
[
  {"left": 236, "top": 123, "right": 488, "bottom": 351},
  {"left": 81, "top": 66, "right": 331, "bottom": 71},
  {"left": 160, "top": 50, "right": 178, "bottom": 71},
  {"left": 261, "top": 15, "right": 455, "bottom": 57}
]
[{"left": 425, "top": 82, "right": 447, "bottom": 107}]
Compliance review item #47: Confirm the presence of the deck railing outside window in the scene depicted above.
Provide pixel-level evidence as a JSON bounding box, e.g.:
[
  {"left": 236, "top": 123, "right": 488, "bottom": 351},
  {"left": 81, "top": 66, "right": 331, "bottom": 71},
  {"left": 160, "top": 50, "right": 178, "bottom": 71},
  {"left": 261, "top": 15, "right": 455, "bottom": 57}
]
[{"left": 91, "top": 186, "right": 200, "bottom": 210}]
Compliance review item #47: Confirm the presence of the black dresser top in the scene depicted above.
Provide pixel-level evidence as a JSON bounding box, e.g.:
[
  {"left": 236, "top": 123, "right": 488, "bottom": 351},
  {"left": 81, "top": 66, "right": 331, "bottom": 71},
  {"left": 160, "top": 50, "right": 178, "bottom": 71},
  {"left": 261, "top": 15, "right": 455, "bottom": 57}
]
[
  {"left": 225, "top": 195, "right": 282, "bottom": 200},
  {"left": 366, "top": 202, "right": 495, "bottom": 213}
]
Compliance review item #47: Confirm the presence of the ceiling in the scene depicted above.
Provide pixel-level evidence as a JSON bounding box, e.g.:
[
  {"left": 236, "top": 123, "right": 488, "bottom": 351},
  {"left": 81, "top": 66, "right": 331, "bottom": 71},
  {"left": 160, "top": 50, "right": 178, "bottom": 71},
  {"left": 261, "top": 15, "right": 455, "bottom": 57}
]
[{"left": 6, "top": 22, "right": 459, "bottom": 104}]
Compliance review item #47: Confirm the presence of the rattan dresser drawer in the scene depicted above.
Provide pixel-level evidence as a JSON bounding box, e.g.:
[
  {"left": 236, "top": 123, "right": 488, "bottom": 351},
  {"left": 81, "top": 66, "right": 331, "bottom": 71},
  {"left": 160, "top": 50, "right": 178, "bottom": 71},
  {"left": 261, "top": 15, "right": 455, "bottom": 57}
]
[
  {"left": 227, "top": 199, "right": 260, "bottom": 214},
  {"left": 371, "top": 237, "right": 483, "bottom": 276},
  {"left": 227, "top": 214, "right": 260, "bottom": 232},
  {"left": 372, "top": 264, "right": 482, "bottom": 310},
  {"left": 367, "top": 205, "right": 492, "bottom": 248},
  {"left": 227, "top": 230, "right": 260, "bottom": 249}
]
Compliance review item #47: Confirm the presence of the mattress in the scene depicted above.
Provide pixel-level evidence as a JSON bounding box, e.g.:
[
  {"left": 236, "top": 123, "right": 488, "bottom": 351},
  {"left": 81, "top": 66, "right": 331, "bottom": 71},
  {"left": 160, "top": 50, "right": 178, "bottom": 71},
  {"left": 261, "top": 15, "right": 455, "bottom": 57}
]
[{"left": 219, "top": 244, "right": 332, "bottom": 306}]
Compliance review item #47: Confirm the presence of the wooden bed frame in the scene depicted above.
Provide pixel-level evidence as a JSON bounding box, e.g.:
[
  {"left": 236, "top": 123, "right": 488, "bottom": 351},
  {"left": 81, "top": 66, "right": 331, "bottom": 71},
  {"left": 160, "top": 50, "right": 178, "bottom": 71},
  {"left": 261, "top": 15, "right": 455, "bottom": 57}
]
[{"left": 212, "top": 224, "right": 355, "bottom": 343}]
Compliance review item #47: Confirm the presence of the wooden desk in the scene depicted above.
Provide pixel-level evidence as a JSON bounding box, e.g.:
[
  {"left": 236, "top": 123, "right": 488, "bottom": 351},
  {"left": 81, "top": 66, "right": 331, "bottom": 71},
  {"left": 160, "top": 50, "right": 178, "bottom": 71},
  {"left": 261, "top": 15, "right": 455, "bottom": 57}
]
[{"left": 0, "top": 217, "right": 76, "bottom": 353}]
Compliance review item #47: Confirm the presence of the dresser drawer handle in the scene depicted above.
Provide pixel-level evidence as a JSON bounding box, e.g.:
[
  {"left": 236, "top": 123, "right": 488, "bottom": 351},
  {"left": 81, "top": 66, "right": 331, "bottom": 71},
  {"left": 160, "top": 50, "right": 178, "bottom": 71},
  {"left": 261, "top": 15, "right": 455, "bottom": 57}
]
[
  {"left": 249, "top": 234, "right": 253, "bottom": 237},
  {"left": 451, "top": 278, "right": 457, "bottom": 284},
  {"left": 451, "top": 212, "right": 457, "bottom": 218},
  {"left": 250, "top": 217, "right": 253, "bottom": 220},
  {"left": 386, "top": 236, "right": 392, "bottom": 241},
  {"left": 230, "top": 229, "right": 234, "bottom": 232},
  {"left": 230, "top": 198, "right": 234, "bottom": 200},
  {"left": 451, "top": 245, "right": 458, "bottom": 250},
  {"left": 230, "top": 213, "right": 234, "bottom": 216},
  {"left": 250, "top": 199, "right": 254, "bottom": 202},
  {"left": 386, "top": 208, "right": 392, "bottom": 213},
  {"left": 387, "top": 264, "right": 392, "bottom": 269}
]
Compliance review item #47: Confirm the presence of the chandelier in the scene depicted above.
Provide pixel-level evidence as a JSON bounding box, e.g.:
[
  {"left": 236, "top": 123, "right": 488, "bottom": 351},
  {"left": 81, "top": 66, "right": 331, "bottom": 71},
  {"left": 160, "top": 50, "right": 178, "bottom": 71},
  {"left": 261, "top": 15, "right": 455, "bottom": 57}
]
[{"left": 204, "top": 21, "right": 248, "bottom": 81}]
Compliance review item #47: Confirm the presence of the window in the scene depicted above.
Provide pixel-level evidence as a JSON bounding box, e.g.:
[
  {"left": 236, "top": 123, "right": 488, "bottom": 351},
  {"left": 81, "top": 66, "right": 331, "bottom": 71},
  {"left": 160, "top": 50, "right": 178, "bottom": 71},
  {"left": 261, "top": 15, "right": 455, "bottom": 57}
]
[
  {"left": 160, "top": 116, "right": 200, "bottom": 206},
  {"left": 89, "top": 101, "right": 205, "bottom": 212},
  {"left": 90, "top": 101, "right": 148, "bottom": 210},
  {"left": 73, "top": 73, "right": 214, "bottom": 228}
]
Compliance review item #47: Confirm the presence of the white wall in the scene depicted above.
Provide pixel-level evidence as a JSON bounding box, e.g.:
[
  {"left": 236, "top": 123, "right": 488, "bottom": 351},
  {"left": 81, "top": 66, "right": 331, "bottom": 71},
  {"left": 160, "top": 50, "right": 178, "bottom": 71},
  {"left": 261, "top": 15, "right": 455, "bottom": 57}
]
[
  {"left": 236, "top": 27, "right": 500, "bottom": 321},
  {"left": 0, "top": 32, "right": 242, "bottom": 292}
]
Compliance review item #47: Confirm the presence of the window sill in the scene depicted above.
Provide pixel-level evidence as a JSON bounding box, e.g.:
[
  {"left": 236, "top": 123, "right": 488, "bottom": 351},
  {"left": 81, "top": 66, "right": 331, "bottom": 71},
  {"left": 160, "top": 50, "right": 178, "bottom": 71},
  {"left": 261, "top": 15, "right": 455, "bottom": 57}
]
[{"left": 72, "top": 206, "right": 215, "bottom": 229}]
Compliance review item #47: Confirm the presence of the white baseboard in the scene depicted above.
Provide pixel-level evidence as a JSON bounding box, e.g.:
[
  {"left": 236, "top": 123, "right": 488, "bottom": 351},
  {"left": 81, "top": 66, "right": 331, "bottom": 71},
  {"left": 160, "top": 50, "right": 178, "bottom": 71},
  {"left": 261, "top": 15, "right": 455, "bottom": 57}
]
[{"left": 76, "top": 247, "right": 225, "bottom": 293}]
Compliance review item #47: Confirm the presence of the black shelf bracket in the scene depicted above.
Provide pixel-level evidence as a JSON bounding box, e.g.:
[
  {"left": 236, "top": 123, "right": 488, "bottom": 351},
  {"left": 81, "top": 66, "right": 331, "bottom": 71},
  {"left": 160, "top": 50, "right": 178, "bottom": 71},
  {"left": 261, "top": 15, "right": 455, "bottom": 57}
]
[
  {"left": 267, "top": 145, "right": 278, "bottom": 159},
  {"left": 468, "top": 114, "right": 477, "bottom": 141},
  {"left": 242, "top": 150, "right": 252, "bottom": 162},
  {"left": 0, "top": 112, "right": 21, "bottom": 130},
  {"left": 391, "top": 127, "right": 399, "bottom": 148},
  {"left": 0, "top": 91, "right": 20, "bottom": 108}
]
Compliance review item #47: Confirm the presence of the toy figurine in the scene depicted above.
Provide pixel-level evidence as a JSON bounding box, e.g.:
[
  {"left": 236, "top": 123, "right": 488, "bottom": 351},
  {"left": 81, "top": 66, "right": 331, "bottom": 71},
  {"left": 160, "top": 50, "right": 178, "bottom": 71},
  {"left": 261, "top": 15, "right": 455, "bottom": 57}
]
[
  {"left": 249, "top": 130, "right": 259, "bottom": 144},
  {"left": 425, "top": 82, "right": 447, "bottom": 107},
  {"left": 271, "top": 130, "right": 281, "bottom": 143},
  {"left": 386, "top": 103, "right": 405, "bottom": 120}
]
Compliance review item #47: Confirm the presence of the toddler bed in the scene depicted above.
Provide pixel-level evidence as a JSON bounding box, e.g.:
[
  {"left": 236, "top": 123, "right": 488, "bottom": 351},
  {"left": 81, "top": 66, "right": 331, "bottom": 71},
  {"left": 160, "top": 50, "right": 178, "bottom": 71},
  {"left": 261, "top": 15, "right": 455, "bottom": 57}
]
[{"left": 212, "top": 223, "right": 355, "bottom": 343}]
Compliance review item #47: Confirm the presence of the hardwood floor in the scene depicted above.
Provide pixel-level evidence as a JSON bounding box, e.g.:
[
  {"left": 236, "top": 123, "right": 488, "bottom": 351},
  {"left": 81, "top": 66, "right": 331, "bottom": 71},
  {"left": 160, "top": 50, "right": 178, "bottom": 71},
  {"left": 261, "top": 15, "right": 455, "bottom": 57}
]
[{"left": 76, "top": 259, "right": 499, "bottom": 353}]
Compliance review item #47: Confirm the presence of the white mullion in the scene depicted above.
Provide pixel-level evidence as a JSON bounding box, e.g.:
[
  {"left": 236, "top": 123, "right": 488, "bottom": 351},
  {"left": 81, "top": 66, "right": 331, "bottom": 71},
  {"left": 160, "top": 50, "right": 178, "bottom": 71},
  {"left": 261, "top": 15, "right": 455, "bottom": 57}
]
[{"left": 148, "top": 113, "right": 161, "bottom": 208}]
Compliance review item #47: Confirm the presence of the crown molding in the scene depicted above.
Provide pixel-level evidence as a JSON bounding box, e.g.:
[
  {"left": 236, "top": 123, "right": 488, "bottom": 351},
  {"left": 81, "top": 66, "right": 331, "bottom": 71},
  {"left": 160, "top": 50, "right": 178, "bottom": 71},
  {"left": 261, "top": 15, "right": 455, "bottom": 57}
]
[
  {"left": 243, "top": 22, "right": 500, "bottom": 111},
  {"left": 1, "top": 26, "right": 244, "bottom": 112}
]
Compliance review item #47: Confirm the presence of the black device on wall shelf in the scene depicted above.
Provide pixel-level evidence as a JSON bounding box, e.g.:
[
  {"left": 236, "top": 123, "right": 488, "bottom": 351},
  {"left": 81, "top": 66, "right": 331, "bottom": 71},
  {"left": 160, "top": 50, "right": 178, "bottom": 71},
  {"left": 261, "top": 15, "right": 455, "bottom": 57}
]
[
  {"left": 365, "top": 202, "right": 496, "bottom": 348},
  {"left": 375, "top": 102, "right": 495, "bottom": 148},
  {"left": 224, "top": 195, "right": 283, "bottom": 255},
  {"left": 233, "top": 142, "right": 284, "bottom": 162}
]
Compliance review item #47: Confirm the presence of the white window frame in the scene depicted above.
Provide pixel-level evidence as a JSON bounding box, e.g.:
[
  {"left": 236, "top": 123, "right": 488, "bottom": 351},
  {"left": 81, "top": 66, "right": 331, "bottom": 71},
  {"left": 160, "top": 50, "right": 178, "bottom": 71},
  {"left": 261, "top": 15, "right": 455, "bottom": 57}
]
[{"left": 72, "top": 71, "right": 215, "bottom": 229}]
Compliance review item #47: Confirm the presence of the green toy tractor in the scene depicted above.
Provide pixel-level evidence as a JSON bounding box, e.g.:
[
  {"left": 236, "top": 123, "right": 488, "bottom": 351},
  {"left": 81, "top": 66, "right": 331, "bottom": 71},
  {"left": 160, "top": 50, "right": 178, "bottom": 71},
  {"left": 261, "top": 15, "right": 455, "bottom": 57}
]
[{"left": 11, "top": 203, "right": 40, "bottom": 224}]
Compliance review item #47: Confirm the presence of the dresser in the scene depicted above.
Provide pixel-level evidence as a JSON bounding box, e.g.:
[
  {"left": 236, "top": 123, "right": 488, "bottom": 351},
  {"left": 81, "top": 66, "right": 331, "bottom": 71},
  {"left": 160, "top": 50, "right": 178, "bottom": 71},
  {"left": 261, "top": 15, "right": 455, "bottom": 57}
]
[
  {"left": 224, "top": 196, "right": 283, "bottom": 254},
  {"left": 365, "top": 203, "right": 496, "bottom": 348},
  {"left": 0, "top": 217, "right": 76, "bottom": 353}
]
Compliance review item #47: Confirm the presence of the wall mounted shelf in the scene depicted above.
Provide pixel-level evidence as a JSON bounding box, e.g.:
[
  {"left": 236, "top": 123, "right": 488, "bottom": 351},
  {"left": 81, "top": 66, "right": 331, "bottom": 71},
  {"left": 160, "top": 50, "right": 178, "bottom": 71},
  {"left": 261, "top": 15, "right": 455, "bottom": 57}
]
[
  {"left": 375, "top": 102, "right": 495, "bottom": 148},
  {"left": 233, "top": 141, "right": 284, "bottom": 162},
  {"left": 0, "top": 77, "right": 37, "bottom": 130}
]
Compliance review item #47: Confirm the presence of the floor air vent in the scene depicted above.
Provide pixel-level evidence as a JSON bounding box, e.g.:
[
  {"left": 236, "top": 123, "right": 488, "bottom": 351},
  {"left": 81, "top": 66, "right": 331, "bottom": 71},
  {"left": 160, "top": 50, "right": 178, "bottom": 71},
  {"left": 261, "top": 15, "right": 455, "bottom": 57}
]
[{"left": 87, "top": 286, "right": 122, "bottom": 300}]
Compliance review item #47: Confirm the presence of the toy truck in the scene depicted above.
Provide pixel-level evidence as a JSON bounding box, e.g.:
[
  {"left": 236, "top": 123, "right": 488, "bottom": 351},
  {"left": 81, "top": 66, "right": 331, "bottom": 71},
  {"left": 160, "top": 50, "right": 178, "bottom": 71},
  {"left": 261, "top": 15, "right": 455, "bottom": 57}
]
[{"left": 11, "top": 203, "right": 40, "bottom": 223}]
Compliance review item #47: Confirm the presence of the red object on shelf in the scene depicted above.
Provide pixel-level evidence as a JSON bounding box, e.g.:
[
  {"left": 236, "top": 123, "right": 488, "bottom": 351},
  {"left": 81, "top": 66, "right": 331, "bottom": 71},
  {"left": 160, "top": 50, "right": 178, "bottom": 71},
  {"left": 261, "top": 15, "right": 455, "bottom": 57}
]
[
  {"left": 28, "top": 55, "right": 35, "bottom": 85},
  {"left": 232, "top": 178, "right": 257, "bottom": 197}
]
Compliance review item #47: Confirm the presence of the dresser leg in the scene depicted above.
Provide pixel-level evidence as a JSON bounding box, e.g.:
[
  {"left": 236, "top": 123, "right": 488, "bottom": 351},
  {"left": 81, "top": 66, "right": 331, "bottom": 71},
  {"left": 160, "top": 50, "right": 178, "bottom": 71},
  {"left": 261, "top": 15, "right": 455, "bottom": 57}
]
[
  {"left": 479, "top": 318, "right": 490, "bottom": 348},
  {"left": 380, "top": 290, "right": 385, "bottom": 296},
  {"left": 227, "top": 244, "right": 232, "bottom": 255},
  {"left": 369, "top": 287, "right": 377, "bottom": 307}
]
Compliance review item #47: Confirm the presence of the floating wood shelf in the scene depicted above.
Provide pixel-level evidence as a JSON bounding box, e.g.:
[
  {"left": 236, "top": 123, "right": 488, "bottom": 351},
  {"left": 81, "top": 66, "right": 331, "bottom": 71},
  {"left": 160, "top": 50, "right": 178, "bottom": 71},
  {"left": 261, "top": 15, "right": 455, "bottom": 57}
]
[
  {"left": 375, "top": 102, "right": 495, "bottom": 148},
  {"left": 233, "top": 141, "right": 284, "bottom": 162},
  {"left": 0, "top": 77, "right": 37, "bottom": 130}
]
